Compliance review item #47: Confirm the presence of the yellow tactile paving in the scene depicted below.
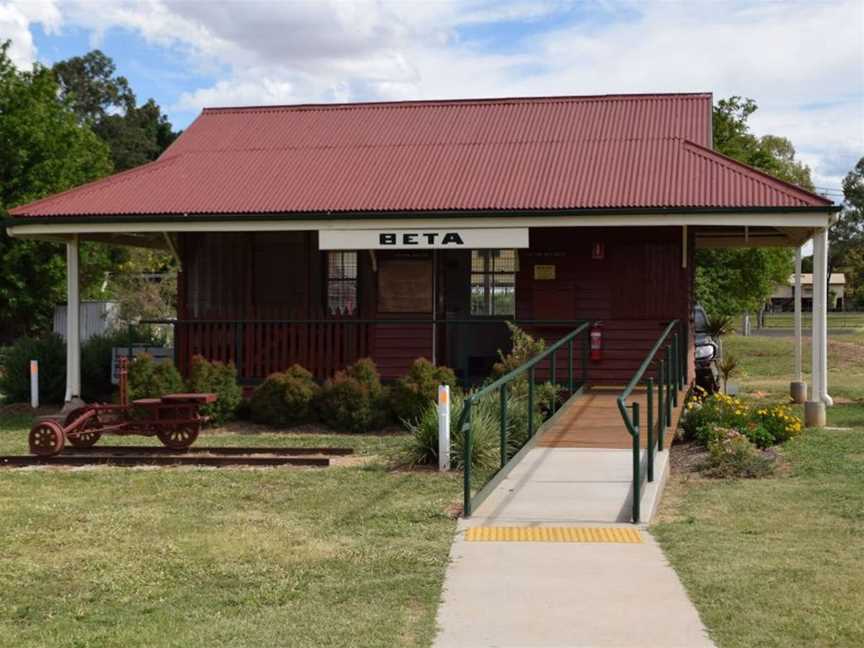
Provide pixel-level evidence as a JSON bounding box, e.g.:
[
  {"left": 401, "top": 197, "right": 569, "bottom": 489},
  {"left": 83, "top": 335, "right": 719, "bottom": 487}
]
[{"left": 465, "top": 527, "right": 642, "bottom": 543}]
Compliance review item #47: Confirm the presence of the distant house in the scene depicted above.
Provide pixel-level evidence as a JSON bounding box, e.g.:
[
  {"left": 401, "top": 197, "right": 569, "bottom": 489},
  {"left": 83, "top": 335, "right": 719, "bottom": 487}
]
[{"left": 770, "top": 274, "right": 846, "bottom": 311}]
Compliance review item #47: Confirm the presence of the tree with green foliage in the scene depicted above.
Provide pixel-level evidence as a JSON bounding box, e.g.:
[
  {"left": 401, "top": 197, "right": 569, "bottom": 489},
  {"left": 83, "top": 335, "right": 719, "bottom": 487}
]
[
  {"left": 836, "top": 158, "right": 864, "bottom": 308},
  {"left": 0, "top": 40, "right": 117, "bottom": 340},
  {"left": 53, "top": 49, "right": 178, "bottom": 171},
  {"left": 696, "top": 97, "right": 814, "bottom": 317}
]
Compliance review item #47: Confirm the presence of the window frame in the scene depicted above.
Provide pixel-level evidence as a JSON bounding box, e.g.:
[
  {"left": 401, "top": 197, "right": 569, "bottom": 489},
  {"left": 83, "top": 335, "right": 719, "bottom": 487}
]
[
  {"left": 470, "top": 249, "right": 517, "bottom": 317},
  {"left": 325, "top": 250, "right": 359, "bottom": 316}
]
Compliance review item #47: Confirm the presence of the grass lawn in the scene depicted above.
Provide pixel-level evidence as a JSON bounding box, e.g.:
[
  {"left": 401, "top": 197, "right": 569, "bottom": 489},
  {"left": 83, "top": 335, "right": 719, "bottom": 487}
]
[
  {"left": 0, "top": 415, "right": 461, "bottom": 647},
  {"left": 653, "top": 333, "right": 864, "bottom": 647}
]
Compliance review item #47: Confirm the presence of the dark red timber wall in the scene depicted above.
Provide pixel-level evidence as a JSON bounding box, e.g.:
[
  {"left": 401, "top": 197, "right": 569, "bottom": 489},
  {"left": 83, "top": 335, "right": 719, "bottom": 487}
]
[
  {"left": 176, "top": 226, "right": 695, "bottom": 385},
  {"left": 518, "top": 226, "right": 694, "bottom": 385},
  {"left": 176, "top": 232, "right": 431, "bottom": 381}
]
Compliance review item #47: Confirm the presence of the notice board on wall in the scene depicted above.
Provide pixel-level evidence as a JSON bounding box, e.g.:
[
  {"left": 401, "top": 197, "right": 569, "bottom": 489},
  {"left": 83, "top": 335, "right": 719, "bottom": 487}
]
[{"left": 377, "top": 258, "right": 433, "bottom": 313}]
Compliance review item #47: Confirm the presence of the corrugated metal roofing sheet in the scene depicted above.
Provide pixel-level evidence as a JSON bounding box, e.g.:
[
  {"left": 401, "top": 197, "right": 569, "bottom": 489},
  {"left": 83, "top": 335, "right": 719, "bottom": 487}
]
[{"left": 9, "top": 93, "right": 832, "bottom": 218}]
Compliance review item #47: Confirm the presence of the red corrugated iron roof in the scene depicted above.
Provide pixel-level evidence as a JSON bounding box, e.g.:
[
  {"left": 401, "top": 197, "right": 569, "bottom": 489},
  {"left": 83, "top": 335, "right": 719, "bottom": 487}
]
[{"left": 9, "top": 93, "right": 833, "bottom": 218}]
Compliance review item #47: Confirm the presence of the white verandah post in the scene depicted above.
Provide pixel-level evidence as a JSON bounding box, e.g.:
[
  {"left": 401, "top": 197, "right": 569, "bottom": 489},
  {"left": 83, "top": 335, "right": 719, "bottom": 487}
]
[
  {"left": 64, "top": 235, "right": 82, "bottom": 405},
  {"left": 790, "top": 247, "right": 806, "bottom": 403},
  {"left": 805, "top": 228, "right": 832, "bottom": 427}
]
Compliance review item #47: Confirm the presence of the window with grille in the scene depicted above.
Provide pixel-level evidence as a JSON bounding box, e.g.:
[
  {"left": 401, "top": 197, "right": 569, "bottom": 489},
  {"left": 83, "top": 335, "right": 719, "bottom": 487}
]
[
  {"left": 327, "top": 251, "right": 358, "bottom": 315},
  {"left": 471, "top": 249, "right": 516, "bottom": 316}
]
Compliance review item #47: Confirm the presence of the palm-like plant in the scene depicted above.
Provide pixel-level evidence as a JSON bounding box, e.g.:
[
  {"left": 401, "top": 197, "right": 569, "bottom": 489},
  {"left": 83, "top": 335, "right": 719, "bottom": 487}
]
[
  {"left": 717, "top": 353, "right": 739, "bottom": 394},
  {"left": 706, "top": 313, "right": 735, "bottom": 359}
]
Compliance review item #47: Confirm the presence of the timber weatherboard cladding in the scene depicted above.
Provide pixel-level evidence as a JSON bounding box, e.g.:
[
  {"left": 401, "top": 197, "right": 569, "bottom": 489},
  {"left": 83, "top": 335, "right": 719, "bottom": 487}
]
[{"left": 175, "top": 226, "right": 692, "bottom": 385}]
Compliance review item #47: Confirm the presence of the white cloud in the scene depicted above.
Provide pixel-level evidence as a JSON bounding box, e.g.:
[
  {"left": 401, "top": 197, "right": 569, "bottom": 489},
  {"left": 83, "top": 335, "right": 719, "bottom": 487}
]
[
  {"left": 4, "top": 0, "right": 863, "bottom": 191},
  {"left": 0, "top": 0, "right": 61, "bottom": 67}
]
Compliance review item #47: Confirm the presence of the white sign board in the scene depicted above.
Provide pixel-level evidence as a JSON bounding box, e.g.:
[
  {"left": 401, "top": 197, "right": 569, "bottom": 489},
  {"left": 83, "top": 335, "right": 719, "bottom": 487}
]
[{"left": 319, "top": 228, "right": 529, "bottom": 250}]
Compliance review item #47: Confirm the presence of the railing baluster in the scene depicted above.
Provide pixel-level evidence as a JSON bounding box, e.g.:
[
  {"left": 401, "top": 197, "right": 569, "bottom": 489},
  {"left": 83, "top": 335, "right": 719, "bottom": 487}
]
[
  {"left": 632, "top": 401, "right": 641, "bottom": 523},
  {"left": 500, "top": 384, "right": 508, "bottom": 468},
  {"left": 582, "top": 331, "right": 589, "bottom": 386},
  {"left": 665, "top": 346, "right": 673, "bottom": 426},
  {"left": 550, "top": 350, "right": 557, "bottom": 412},
  {"left": 647, "top": 377, "right": 654, "bottom": 483},
  {"left": 671, "top": 335, "right": 679, "bottom": 408},
  {"left": 568, "top": 340, "right": 574, "bottom": 394},
  {"left": 462, "top": 401, "right": 473, "bottom": 517},
  {"left": 657, "top": 360, "right": 665, "bottom": 451},
  {"left": 528, "top": 367, "right": 535, "bottom": 438}
]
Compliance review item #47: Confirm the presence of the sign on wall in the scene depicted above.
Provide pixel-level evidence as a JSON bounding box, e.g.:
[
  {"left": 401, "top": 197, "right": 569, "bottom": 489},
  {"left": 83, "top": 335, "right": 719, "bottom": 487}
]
[
  {"left": 319, "top": 228, "right": 529, "bottom": 250},
  {"left": 533, "top": 264, "right": 556, "bottom": 280}
]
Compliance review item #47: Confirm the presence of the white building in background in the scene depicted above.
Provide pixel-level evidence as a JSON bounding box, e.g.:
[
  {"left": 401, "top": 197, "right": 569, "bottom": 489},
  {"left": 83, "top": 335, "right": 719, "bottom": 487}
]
[
  {"left": 770, "top": 273, "right": 846, "bottom": 311},
  {"left": 53, "top": 301, "right": 119, "bottom": 342}
]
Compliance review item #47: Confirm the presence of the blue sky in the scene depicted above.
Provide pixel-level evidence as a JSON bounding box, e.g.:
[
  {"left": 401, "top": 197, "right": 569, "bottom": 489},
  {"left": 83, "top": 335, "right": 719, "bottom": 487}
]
[{"left": 3, "top": 0, "right": 862, "bottom": 196}]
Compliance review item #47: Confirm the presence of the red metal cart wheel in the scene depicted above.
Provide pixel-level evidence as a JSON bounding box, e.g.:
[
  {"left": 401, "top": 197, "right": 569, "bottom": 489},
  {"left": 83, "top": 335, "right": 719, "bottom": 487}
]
[
  {"left": 29, "top": 420, "right": 66, "bottom": 456},
  {"left": 64, "top": 408, "right": 102, "bottom": 448},
  {"left": 157, "top": 424, "right": 200, "bottom": 450}
]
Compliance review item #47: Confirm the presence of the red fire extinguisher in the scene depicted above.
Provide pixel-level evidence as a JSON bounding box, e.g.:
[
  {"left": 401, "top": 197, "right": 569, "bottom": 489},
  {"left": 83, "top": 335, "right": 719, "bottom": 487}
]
[{"left": 590, "top": 321, "right": 603, "bottom": 362}]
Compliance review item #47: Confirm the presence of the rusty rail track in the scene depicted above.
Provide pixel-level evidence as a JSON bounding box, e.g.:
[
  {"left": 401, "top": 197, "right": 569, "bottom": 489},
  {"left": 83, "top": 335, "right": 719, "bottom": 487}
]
[
  {"left": 0, "top": 454, "right": 333, "bottom": 468},
  {"left": 60, "top": 445, "right": 354, "bottom": 456}
]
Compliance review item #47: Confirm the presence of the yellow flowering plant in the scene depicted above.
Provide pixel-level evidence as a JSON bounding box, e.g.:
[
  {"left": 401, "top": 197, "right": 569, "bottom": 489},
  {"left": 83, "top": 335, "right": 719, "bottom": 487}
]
[{"left": 682, "top": 391, "right": 803, "bottom": 449}]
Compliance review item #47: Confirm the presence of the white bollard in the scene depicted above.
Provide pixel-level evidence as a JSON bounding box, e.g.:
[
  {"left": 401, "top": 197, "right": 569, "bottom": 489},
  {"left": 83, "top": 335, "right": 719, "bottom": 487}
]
[
  {"left": 30, "top": 360, "right": 39, "bottom": 409},
  {"left": 437, "top": 384, "right": 451, "bottom": 472}
]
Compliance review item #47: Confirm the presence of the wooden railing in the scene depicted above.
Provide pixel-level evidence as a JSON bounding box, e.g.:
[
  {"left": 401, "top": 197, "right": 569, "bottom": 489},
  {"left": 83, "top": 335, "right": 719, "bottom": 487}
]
[{"left": 136, "top": 318, "right": 589, "bottom": 383}]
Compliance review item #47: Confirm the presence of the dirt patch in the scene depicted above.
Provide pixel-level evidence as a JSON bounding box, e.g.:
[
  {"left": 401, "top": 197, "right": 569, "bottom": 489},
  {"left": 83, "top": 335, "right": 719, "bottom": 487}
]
[
  {"left": 669, "top": 441, "right": 710, "bottom": 476},
  {"left": 0, "top": 403, "right": 54, "bottom": 417}
]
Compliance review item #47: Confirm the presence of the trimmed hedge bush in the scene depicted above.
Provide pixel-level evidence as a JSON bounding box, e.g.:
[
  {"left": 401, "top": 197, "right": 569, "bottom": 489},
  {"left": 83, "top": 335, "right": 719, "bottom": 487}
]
[
  {"left": 389, "top": 358, "right": 458, "bottom": 424},
  {"left": 316, "top": 358, "right": 388, "bottom": 433},
  {"left": 249, "top": 365, "right": 319, "bottom": 427},
  {"left": 127, "top": 353, "right": 184, "bottom": 401},
  {"left": 186, "top": 355, "right": 243, "bottom": 425},
  {"left": 0, "top": 334, "right": 66, "bottom": 404}
]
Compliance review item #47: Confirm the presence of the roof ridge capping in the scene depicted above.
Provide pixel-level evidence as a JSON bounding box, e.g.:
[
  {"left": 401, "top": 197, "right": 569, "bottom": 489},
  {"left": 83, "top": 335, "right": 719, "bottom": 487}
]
[
  {"left": 199, "top": 92, "right": 714, "bottom": 114},
  {"left": 681, "top": 139, "right": 834, "bottom": 207}
]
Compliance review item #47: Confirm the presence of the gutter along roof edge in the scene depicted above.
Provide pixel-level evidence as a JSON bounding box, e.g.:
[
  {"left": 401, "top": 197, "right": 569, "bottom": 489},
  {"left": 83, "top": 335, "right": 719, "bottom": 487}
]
[{"left": 3, "top": 205, "right": 840, "bottom": 229}]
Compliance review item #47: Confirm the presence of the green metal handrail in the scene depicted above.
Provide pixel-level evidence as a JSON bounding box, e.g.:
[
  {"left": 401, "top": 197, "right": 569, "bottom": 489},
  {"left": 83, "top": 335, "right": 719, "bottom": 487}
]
[
  {"left": 616, "top": 319, "right": 686, "bottom": 523},
  {"left": 460, "top": 321, "right": 591, "bottom": 517}
]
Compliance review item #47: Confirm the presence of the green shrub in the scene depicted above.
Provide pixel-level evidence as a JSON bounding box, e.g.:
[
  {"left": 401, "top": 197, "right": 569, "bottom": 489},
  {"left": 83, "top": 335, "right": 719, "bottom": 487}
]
[
  {"left": 502, "top": 385, "right": 559, "bottom": 455},
  {"left": 753, "top": 404, "right": 803, "bottom": 444},
  {"left": 80, "top": 328, "right": 159, "bottom": 402},
  {"left": 700, "top": 428, "right": 774, "bottom": 478},
  {"left": 490, "top": 323, "right": 560, "bottom": 452},
  {"left": 0, "top": 334, "right": 66, "bottom": 404},
  {"left": 249, "top": 365, "right": 319, "bottom": 427},
  {"left": 401, "top": 391, "right": 500, "bottom": 471},
  {"left": 186, "top": 355, "right": 242, "bottom": 425},
  {"left": 390, "top": 358, "right": 459, "bottom": 424},
  {"left": 682, "top": 392, "right": 803, "bottom": 449},
  {"left": 127, "top": 353, "right": 184, "bottom": 401},
  {"left": 316, "top": 358, "right": 388, "bottom": 433}
]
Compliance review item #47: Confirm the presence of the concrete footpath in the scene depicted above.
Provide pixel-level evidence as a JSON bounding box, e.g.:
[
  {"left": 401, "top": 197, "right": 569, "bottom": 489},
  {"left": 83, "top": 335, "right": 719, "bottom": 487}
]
[{"left": 433, "top": 447, "right": 714, "bottom": 648}]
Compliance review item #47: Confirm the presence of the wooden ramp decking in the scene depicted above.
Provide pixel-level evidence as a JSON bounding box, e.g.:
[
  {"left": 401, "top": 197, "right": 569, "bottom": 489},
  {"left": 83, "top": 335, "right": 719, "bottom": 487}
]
[{"left": 538, "top": 386, "right": 688, "bottom": 449}]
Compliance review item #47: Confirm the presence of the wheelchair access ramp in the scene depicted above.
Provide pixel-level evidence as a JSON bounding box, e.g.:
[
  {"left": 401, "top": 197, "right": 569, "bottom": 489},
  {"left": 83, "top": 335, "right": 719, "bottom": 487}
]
[{"left": 468, "top": 385, "right": 687, "bottom": 525}]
